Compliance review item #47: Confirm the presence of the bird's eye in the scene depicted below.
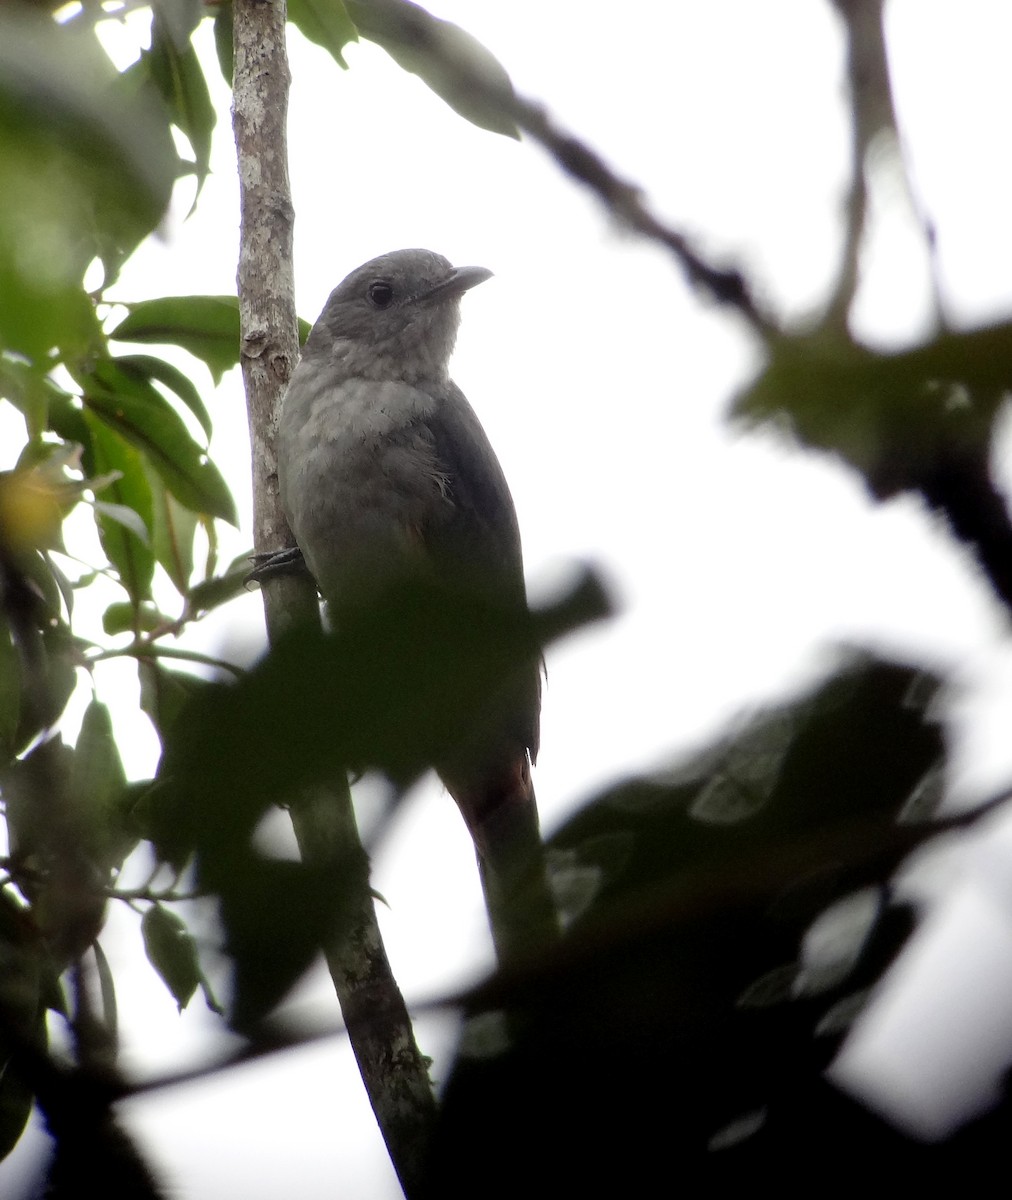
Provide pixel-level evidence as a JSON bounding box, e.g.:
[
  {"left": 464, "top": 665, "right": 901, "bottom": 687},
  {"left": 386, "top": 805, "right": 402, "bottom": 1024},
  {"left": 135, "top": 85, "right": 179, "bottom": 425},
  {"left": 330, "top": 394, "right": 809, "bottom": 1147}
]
[{"left": 367, "top": 280, "right": 394, "bottom": 308}]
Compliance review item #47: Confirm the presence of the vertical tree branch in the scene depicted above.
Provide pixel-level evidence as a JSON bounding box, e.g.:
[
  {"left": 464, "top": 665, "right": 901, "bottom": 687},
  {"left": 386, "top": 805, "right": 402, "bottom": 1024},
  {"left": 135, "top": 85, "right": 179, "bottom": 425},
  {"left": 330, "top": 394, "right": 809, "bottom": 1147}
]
[
  {"left": 231, "top": 0, "right": 311, "bottom": 640},
  {"left": 230, "top": 2, "right": 436, "bottom": 1192}
]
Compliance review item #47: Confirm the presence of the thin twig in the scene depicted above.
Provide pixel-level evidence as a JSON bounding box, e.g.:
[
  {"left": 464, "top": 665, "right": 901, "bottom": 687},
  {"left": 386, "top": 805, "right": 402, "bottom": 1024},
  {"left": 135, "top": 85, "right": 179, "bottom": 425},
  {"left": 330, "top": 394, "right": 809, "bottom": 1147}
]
[{"left": 87, "top": 643, "right": 245, "bottom": 677}]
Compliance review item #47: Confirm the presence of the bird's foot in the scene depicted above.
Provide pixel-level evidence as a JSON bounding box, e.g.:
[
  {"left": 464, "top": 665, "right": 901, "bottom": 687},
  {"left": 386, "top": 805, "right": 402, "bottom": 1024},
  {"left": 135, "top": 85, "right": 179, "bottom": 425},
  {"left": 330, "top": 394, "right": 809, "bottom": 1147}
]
[{"left": 245, "top": 545, "right": 311, "bottom": 585}]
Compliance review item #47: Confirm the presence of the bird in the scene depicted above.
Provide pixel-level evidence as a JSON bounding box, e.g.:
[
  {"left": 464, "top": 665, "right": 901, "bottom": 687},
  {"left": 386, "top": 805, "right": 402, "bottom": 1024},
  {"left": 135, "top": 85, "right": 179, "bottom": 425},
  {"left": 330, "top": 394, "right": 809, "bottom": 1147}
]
[{"left": 273, "top": 248, "right": 558, "bottom": 964}]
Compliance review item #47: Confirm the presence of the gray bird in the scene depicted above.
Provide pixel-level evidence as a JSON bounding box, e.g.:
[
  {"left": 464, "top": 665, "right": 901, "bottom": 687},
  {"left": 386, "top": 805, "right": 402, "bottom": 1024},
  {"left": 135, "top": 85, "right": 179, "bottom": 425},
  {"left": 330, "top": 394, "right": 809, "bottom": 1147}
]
[{"left": 274, "top": 248, "right": 557, "bottom": 963}]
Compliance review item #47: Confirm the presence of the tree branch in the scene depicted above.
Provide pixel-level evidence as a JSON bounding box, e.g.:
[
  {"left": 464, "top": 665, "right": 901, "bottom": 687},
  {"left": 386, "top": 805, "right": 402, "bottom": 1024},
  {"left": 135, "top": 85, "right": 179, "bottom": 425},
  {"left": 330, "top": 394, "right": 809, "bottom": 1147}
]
[
  {"left": 826, "top": 0, "right": 943, "bottom": 330},
  {"left": 513, "top": 97, "right": 778, "bottom": 337},
  {"left": 351, "top": 0, "right": 779, "bottom": 338},
  {"left": 230, "top": 1, "right": 436, "bottom": 1191}
]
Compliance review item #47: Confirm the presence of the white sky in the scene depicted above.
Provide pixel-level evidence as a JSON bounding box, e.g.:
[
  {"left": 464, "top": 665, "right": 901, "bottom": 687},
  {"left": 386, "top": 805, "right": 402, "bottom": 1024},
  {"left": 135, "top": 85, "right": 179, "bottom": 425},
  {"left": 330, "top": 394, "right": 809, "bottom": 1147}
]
[{"left": 7, "top": 1, "right": 1012, "bottom": 1195}]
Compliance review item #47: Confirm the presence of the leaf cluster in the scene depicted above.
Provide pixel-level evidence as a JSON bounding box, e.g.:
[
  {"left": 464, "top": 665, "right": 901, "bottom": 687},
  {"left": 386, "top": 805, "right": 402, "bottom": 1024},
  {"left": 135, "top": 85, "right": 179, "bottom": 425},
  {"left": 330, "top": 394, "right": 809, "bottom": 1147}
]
[{"left": 427, "top": 654, "right": 1007, "bottom": 1191}]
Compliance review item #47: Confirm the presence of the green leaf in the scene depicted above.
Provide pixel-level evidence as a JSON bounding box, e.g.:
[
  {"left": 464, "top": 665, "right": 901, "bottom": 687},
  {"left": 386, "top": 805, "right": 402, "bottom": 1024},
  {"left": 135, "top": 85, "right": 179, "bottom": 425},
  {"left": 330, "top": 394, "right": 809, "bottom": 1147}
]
[
  {"left": 79, "top": 357, "right": 237, "bottom": 525},
  {"left": 348, "top": 0, "right": 519, "bottom": 138},
  {"left": 142, "top": 904, "right": 201, "bottom": 1011},
  {"left": 102, "top": 601, "right": 167, "bottom": 637},
  {"left": 71, "top": 698, "right": 135, "bottom": 872},
  {"left": 138, "top": 659, "right": 211, "bottom": 747},
  {"left": 0, "top": 889, "right": 43, "bottom": 1164},
  {"left": 93, "top": 501, "right": 152, "bottom": 547},
  {"left": 186, "top": 564, "right": 253, "bottom": 617},
  {"left": 288, "top": 0, "right": 358, "bottom": 68},
  {"left": 0, "top": 357, "right": 57, "bottom": 441},
  {"left": 2, "top": 734, "right": 76, "bottom": 868},
  {"left": 0, "top": 8, "right": 178, "bottom": 358},
  {"left": 199, "top": 973, "right": 224, "bottom": 1015},
  {"left": 8, "top": 621, "right": 78, "bottom": 761},
  {"left": 142, "top": 8, "right": 216, "bottom": 195},
  {"left": 42, "top": 386, "right": 91, "bottom": 450},
  {"left": 84, "top": 413, "right": 156, "bottom": 606},
  {"left": 0, "top": 616, "right": 21, "bottom": 765},
  {"left": 3, "top": 618, "right": 79, "bottom": 756},
  {"left": 734, "top": 322, "right": 1012, "bottom": 495},
  {"left": 110, "top": 295, "right": 313, "bottom": 375},
  {"left": 150, "top": 0, "right": 204, "bottom": 50},
  {"left": 22, "top": 557, "right": 65, "bottom": 629},
  {"left": 217, "top": 857, "right": 347, "bottom": 1031},
  {"left": 110, "top": 295, "right": 242, "bottom": 386},
  {"left": 147, "top": 468, "right": 199, "bottom": 596},
  {"left": 45, "top": 553, "right": 77, "bottom": 626},
  {"left": 93, "top": 939, "right": 119, "bottom": 1048},
  {"left": 213, "top": 0, "right": 234, "bottom": 86},
  {"left": 115, "top": 353, "right": 214, "bottom": 441}
]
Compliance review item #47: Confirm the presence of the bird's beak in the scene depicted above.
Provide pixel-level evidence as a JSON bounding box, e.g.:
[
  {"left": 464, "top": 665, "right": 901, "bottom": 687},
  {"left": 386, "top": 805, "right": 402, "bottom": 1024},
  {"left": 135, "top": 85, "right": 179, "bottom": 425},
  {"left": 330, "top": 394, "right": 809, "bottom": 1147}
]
[{"left": 422, "top": 265, "right": 493, "bottom": 304}]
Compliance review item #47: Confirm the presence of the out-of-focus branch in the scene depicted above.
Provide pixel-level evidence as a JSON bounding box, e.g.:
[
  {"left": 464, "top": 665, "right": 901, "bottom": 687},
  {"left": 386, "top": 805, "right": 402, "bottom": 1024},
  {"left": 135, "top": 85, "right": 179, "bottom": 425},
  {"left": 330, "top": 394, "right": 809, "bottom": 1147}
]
[
  {"left": 826, "top": 0, "right": 891, "bottom": 328},
  {"left": 349, "top": 0, "right": 779, "bottom": 340},
  {"left": 823, "top": 0, "right": 1012, "bottom": 605},
  {"left": 231, "top": 1, "right": 436, "bottom": 1192},
  {"left": 514, "top": 98, "right": 778, "bottom": 338},
  {"left": 827, "top": 0, "right": 943, "bottom": 329},
  {"left": 42, "top": 769, "right": 1010, "bottom": 1110}
]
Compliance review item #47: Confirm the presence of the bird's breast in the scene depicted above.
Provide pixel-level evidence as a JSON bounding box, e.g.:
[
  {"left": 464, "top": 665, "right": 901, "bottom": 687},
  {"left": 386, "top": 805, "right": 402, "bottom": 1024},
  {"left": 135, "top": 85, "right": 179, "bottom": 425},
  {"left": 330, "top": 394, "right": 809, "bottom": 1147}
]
[
  {"left": 278, "top": 373, "right": 452, "bottom": 604},
  {"left": 310, "top": 378, "right": 439, "bottom": 442}
]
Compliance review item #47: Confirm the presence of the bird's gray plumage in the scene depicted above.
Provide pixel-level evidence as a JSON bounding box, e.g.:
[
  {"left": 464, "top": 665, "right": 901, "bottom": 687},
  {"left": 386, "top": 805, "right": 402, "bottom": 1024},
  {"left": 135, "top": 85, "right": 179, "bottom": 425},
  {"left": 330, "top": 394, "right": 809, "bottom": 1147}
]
[
  {"left": 276, "top": 253, "right": 552, "bottom": 946},
  {"left": 279, "top": 251, "right": 523, "bottom": 606}
]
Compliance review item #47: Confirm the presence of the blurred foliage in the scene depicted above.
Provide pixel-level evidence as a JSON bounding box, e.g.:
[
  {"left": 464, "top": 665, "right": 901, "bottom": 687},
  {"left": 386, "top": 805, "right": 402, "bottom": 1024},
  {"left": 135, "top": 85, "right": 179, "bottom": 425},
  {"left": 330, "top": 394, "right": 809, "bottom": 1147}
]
[
  {"left": 735, "top": 324, "right": 1012, "bottom": 492},
  {"left": 143, "top": 568, "right": 607, "bottom": 1027},
  {"left": 141, "top": 904, "right": 201, "bottom": 1013},
  {"left": 345, "top": 0, "right": 520, "bottom": 138},
  {"left": 0, "top": 0, "right": 250, "bottom": 1186},
  {"left": 736, "top": 324, "right": 1012, "bottom": 606},
  {"left": 427, "top": 654, "right": 955, "bottom": 1191},
  {"left": 2, "top": 0, "right": 1012, "bottom": 1194}
]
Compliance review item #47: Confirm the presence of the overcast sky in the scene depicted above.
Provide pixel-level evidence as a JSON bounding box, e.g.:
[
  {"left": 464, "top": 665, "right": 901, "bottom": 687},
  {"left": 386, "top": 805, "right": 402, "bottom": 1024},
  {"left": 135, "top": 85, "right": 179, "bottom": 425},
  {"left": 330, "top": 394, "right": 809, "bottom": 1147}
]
[{"left": 8, "top": 2, "right": 1012, "bottom": 1196}]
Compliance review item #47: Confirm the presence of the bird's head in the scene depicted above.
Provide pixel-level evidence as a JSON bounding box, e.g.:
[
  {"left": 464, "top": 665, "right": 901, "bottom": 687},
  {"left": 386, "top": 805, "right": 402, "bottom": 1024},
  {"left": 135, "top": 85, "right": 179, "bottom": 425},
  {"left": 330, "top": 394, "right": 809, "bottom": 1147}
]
[{"left": 304, "top": 248, "right": 492, "bottom": 385}]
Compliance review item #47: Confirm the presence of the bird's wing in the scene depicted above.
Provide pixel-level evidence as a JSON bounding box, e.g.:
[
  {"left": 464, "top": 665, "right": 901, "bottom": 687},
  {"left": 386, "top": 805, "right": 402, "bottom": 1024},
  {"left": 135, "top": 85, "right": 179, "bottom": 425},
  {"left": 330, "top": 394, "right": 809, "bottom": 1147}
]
[{"left": 415, "top": 382, "right": 527, "bottom": 604}]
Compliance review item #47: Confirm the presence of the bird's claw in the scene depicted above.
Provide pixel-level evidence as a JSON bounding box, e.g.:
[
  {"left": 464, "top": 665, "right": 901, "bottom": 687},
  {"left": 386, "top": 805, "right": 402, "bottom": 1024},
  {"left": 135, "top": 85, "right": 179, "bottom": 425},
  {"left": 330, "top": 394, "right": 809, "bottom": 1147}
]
[{"left": 245, "top": 545, "right": 311, "bottom": 586}]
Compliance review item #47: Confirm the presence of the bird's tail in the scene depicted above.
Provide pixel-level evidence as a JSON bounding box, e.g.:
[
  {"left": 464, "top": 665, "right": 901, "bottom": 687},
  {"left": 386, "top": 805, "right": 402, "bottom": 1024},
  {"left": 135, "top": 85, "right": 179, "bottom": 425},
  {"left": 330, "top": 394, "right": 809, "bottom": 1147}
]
[{"left": 444, "top": 754, "right": 560, "bottom": 967}]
